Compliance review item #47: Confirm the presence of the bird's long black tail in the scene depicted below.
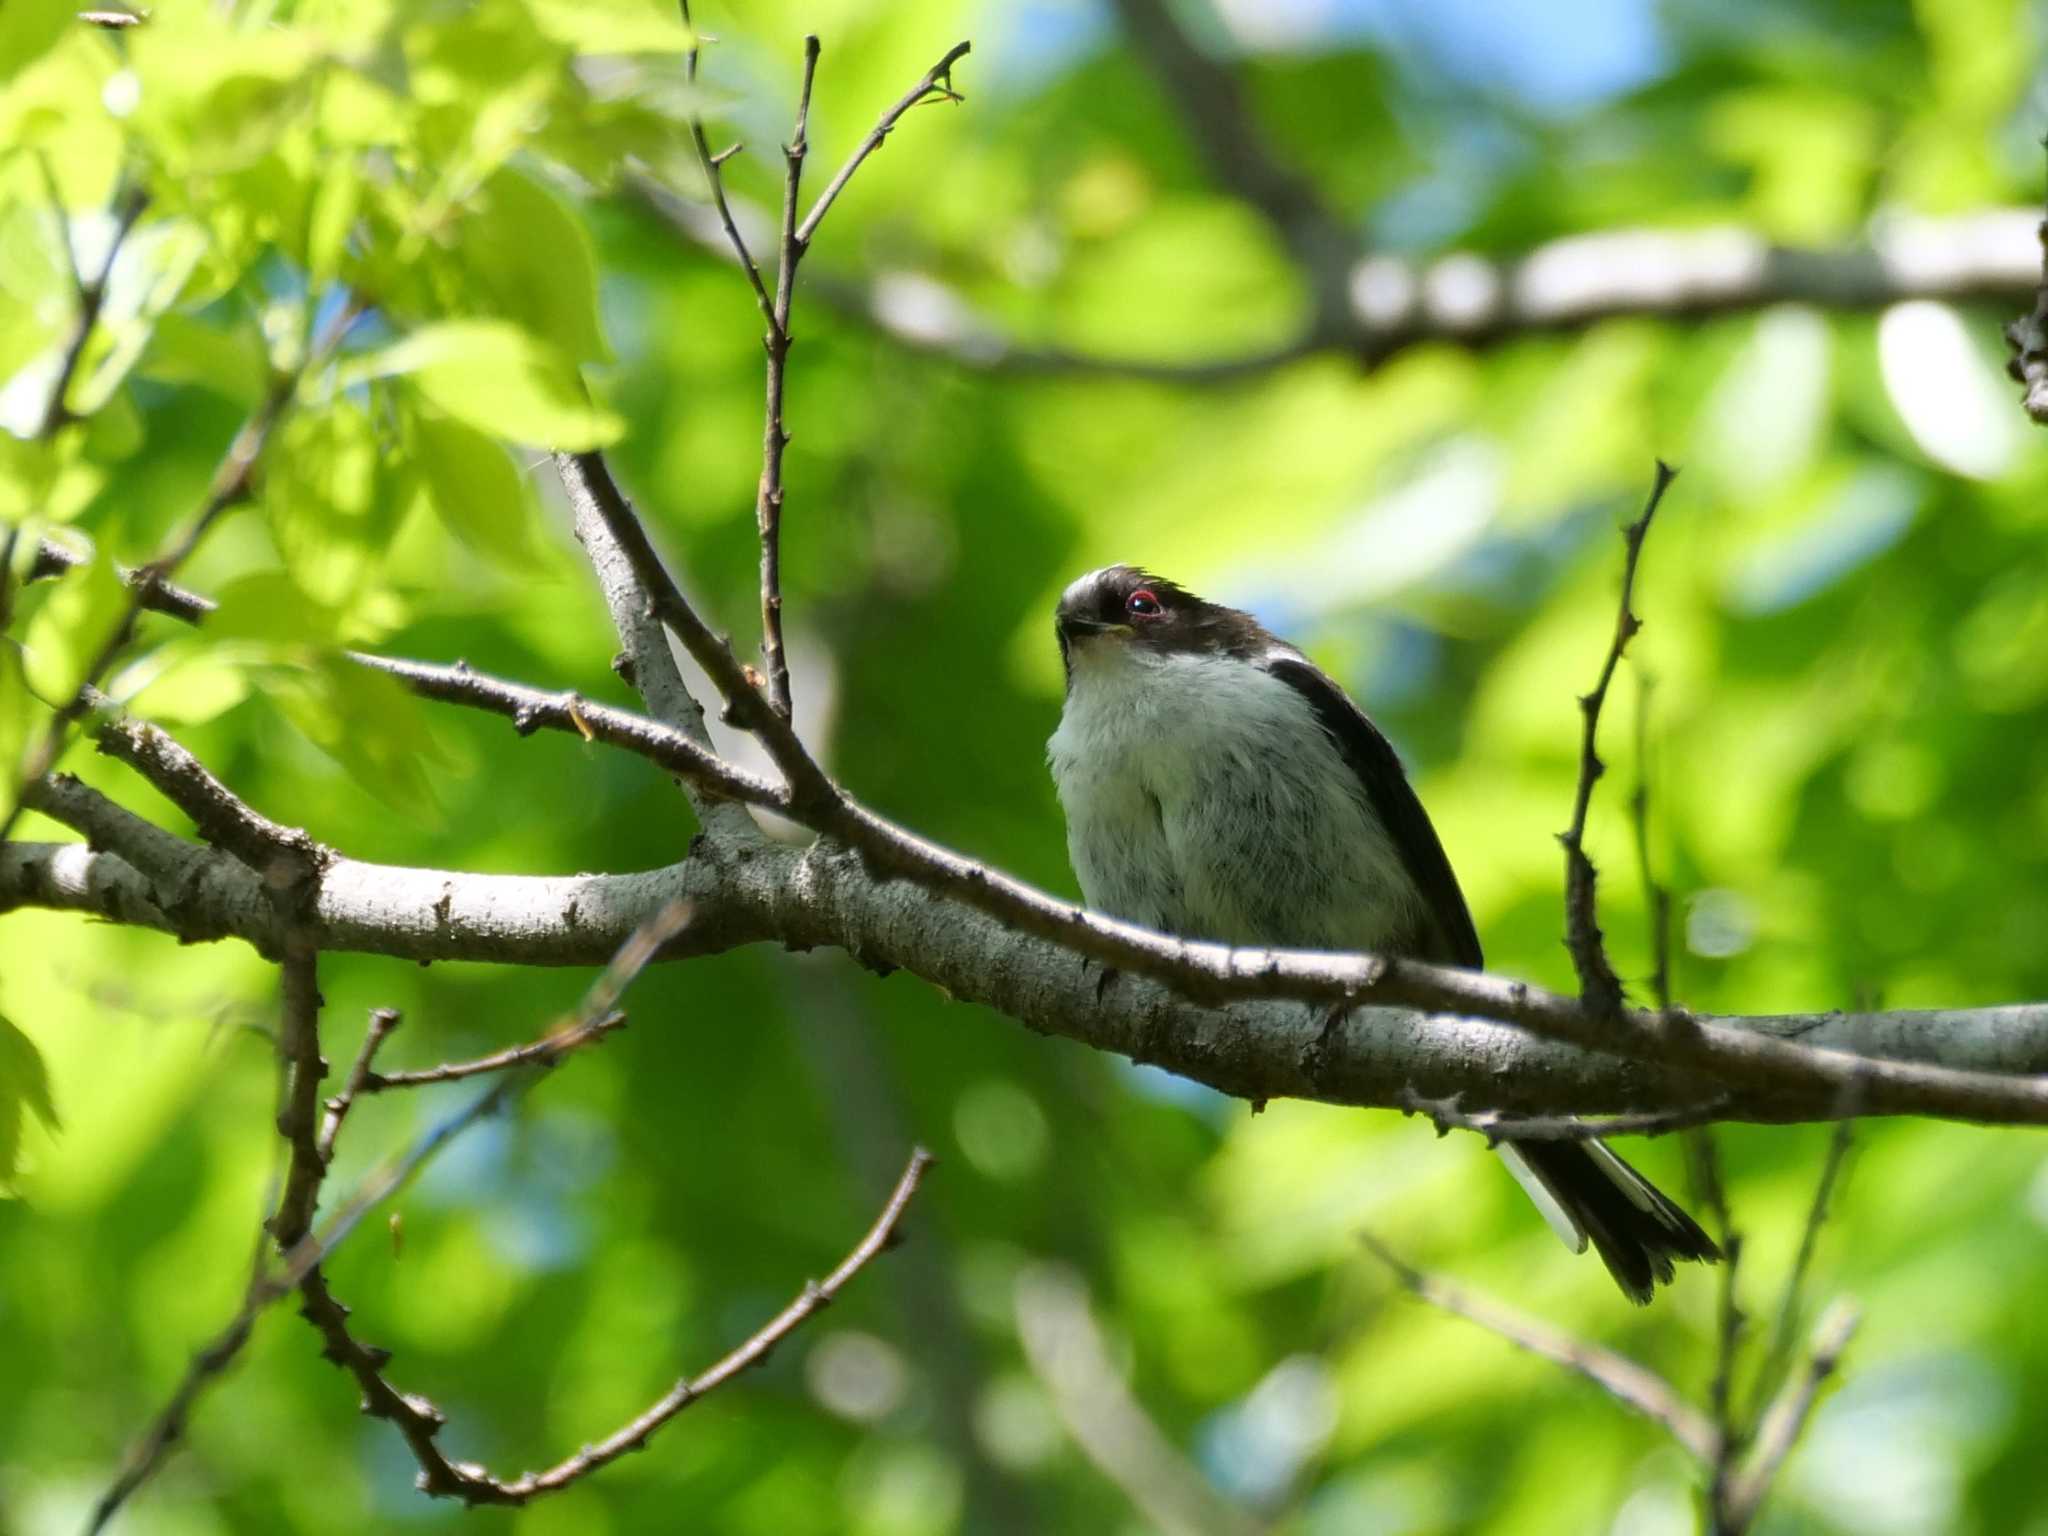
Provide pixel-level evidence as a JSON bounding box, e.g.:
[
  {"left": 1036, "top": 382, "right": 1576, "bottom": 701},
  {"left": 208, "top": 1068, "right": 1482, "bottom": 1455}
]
[{"left": 1499, "top": 1140, "right": 1721, "bottom": 1304}]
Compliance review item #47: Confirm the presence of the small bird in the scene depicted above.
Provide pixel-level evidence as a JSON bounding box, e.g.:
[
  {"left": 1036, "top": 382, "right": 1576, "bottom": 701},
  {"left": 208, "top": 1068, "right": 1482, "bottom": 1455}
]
[{"left": 1046, "top": 564, "right": 1718, "bottom": 1303}]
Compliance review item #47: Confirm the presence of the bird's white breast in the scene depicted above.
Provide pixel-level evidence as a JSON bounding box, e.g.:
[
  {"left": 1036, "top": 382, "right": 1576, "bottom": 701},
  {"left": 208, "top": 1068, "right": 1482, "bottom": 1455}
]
[{"left": 1047, "top": 643, "right": 1423, "bottom": 949}]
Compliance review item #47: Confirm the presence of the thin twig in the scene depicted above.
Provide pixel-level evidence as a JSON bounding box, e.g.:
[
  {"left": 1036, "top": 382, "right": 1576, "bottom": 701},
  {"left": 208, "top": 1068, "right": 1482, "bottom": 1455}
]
[
  {"left": 678, "top": 1, "right": 773, "bottom": 323},
  {"left": 36, "top": 174, "right": 148, "bottom": 438},
  {"left": 1628, "top": 657, "right": 1748, "bottom": 1509},
  {"left": 1561, "top": 461, "right": 1678, "bottom": 1016},
  {"left": 1362, "top": 1233, "right": 1720, "bottom": 1463},
  {"left": 359, "top": 1009, "right": 627, "bottom": 1093},
  {"left": 351, "top": 649, "right": 789, "bottom": 810},
  {"left": 1746, "top": 1117, "right": 1856, "bottom": 1426},
  {"left": 24, "top": 537, "right": 216, "bottom": 624},
  {"left": 1398, "top": 1088, "right": 1730, "bottom": 1143},
  {"left": 318, "top": 1007, "right": 402, "bottom": 1162},
  {"left": 288, "top": 905, "right": 692, "bottom": 1505},
  {"left": 1015, "top": 1263, "right": 1260, "bottom": 1536},
  {"left": 750, "top": 35, "right": 820, "bottom": 719},
  {"left": 793, "top": 43, "right": 970, "bottom": 247},
  {"left": 89, "top": 706, "right": 328, "bottom": 880},
  {"left": 1, "top": 295, "right": 363, "bottom": 845},
  {"left": 1723, "top": 1300, "right": 1860, "bottom": 1532},
  {"left": 332, "top": 1139, "right": 934, "bottom": 1506}
]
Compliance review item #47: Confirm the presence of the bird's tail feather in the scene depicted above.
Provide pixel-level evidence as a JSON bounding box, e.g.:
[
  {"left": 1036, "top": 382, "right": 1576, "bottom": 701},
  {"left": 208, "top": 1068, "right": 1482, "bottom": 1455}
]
[{"left": 1498, "top": 1140, "right": 1720, "bottom": 1304}]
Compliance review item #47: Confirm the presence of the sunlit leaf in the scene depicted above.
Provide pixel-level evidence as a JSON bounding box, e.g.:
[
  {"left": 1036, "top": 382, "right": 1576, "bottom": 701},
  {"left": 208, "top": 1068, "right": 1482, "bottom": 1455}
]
[
  {"left": 527, "top": 0, "right": 695, "bottom": 55},
  {"left": 0, "top": 1012, "right": 61, "bottom": 1190},
  {"left": 349, "top": 320, "right": 622, "bottom": 449},
  {"left": 457, "top": 166, "right": 611, "bottom": 364},
  {"left": 19, "top": 547, "right": 125, "bottom": 703},
  {"left": 411, "top": 406, "right": 551, "bottom": 571}
]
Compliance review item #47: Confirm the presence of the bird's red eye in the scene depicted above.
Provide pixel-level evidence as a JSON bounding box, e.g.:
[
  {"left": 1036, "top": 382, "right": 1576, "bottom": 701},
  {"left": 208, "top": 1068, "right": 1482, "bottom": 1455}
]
[{"left": 1126, "top": 589, "right": 1163, "bottom": 617}]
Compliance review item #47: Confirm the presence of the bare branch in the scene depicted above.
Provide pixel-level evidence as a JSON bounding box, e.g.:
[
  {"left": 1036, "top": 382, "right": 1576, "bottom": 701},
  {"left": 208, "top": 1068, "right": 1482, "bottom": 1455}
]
[
  {"left": 1562, "top": 462, "right": 1678, "bottom": 1015},
  {"left": 1724, "top": 1300, "right": 1860, "bottom": 1531},
  {"left": 647, "top": 166, "right": 2041, "bottom": 384},
  {"left": 318, "top": 1007, "right": 401, "bottom": 1162},
  {"left": 678, "top": 0, "right": 774, "bottom": 323},
  {"left": 84, "top": 1289, "right": 262, "bottom": 1535},
  {"left": 751, "top": 34, "right": 821, "bottom": 719},
  {"left": 793, "top": 42, "right": 970, "bottom": 248},
  {"left": 330, "top": 1143, "right": 934, "bottom": 1506},
  {"left": 1016, "top": 1263, "right": 1260, "bottom": 1536},
  {"left": 1362, "top": 1233, "right": 1720, "bottom": 1463},
  {"left": 350, "top": 651, "right": 788, "bottom": 810},
  {"left": 36, "top": 175, "right": 148, "bottom": 437},
  {"left": 23, "top": 536, "right": 215, "bottom": 625},
  {"left": 1107, "top": 0, "right": 1352, "bottom": 338},
  {"left": 552, "top": 451, "right": 839, "bottom": 811},
  {"left": 90, "top": 707, "right": 326, "bottom": 882},
  {"left": 358, "top": 1009, "right": 627, "bottom": 1093},
  {"left": 1747, "top": 1119, "right": 1856, "bottom": 1426}
]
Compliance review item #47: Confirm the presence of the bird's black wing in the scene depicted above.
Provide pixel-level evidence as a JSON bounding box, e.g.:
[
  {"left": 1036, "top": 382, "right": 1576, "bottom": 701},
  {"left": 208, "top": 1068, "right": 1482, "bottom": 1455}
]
[{"left": 1259, "top": 652, "right": 1484, "bottom": 968}]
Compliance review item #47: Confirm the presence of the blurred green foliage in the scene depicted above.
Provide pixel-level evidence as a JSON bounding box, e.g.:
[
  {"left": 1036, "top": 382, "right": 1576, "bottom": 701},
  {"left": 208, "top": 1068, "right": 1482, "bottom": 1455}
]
[{"left": 4, "top": 1, "right": 2048, "bottom": 1533}]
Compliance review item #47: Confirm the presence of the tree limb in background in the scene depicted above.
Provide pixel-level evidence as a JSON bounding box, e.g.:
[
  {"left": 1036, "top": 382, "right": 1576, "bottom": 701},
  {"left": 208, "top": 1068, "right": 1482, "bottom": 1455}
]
[
  {"left": 640, "top": 176, "right": 2039, "bottom": 384},
  {"left": 1362, "top": 1233, "right": 1721, "bottom": 1463},
  {"left": 1016, "top": 1263, "right": 1262, "bottom": 1536}
]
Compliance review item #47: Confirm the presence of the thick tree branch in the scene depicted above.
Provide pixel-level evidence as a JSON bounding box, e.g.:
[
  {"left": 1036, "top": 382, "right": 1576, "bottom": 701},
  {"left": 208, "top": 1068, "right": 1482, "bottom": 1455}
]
[
  {"left": 14, "top": 826, "right": 2048, "bottom": 1126},
  {"left": 1108, "top": 0, "right": 1353, "bottom": 340}
]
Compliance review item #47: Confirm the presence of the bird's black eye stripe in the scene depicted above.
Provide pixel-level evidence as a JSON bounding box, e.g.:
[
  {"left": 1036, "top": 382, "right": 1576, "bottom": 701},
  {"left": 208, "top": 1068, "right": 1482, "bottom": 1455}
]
[{"left": 1125, "top": 588, "right": 1163, "bottom": 617}]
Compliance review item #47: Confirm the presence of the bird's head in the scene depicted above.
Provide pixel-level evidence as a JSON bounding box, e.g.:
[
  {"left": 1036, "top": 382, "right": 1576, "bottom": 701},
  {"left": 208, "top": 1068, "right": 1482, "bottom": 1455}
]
[{"left": 1054, "top": 565, "right": 1263, "bottom": 678}]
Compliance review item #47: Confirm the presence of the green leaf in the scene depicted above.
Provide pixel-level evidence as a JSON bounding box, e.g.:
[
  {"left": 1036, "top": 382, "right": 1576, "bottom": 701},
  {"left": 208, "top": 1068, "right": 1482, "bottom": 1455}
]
[
  {"left": 349, "top": 320, "right": 621, "bottom": 449},
  {"left": 458, "top": 166, "right": 611, "bottom": 364},
  {"left": 0, "top": 0, "right": 72, "bottom": 85},
  {"left": 411, "top": 407, "right": 551, "bottom": 571},
  {"left": 526, "top": 0, "right": 694, "bottom": 55},
  {"left": 138, "top": 312, "right": 270, "bottom": 408},
  {"left": 128, "top": 21, "right": 325, "bottom": 174},
  {"left": 0, "top": 1012, "right": 61, "bottom": 1191},
  {"left": 264, "top": 653, "right": 449, "bottom": 815},
  {"left": 305, "top": 161, "right": 361, "bottom": 291},
  {"left": 203, "top": 570, "right": 341, "bottom": 645},
  {"left": 115, "top": 640, "right": 254, "bottom": 726},
  {"left": 262, "top": 399, "right": 404, "bottom": 608},
  {"left": 20, "top": 547, "right": 126, "bottom": 703}
]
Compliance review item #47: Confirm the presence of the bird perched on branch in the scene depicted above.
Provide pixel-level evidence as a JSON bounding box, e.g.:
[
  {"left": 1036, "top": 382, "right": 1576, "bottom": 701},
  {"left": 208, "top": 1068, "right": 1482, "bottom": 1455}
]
[{"left": 1046, "top": 564, "right": 1718, "bottom": 1302}]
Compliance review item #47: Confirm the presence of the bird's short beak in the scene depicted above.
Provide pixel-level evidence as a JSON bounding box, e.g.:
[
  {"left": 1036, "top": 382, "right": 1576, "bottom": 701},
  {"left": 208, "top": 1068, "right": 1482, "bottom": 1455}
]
[{"left": 1056, "top": 614, "right": 1130, "bottom": 643}]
